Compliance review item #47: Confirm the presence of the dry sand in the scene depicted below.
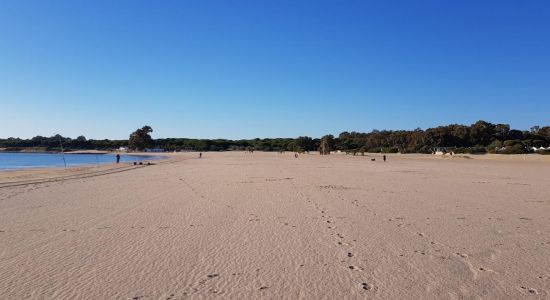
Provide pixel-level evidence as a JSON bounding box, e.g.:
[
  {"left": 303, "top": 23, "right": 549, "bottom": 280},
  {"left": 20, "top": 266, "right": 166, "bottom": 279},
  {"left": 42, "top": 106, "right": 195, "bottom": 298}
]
[{"left": 0, "top": 152, "right": 549, "bottom": 299}]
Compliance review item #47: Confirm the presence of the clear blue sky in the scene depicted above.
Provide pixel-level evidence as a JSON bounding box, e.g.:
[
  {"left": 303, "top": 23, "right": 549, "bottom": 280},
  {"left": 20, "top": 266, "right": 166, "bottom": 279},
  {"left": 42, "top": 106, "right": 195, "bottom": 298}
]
[{"left": 1, "top": 0, "right": 549, "bottom": 139}]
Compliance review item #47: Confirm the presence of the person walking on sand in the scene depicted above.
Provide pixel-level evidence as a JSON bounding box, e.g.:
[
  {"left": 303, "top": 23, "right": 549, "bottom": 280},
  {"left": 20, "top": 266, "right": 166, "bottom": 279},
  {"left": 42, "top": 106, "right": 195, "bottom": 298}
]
[
  {"left": 383, "top": 155, "right": 386, "bottom": 162},
  {"left": 199, "top": 152, "right": 202, "bottom": 158},
  {"left": 116, "top": 153, "right": 120, "bottom": 164},
  {"left": 295, "top": 153, "right": 298, "bottom": 158}
]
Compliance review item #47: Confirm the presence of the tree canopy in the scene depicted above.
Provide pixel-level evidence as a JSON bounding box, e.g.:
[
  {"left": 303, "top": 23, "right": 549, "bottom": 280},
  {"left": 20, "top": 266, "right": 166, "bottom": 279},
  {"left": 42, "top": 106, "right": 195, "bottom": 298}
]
[{"left": 128, "top": 126, "right": 153, "bottom": 151}]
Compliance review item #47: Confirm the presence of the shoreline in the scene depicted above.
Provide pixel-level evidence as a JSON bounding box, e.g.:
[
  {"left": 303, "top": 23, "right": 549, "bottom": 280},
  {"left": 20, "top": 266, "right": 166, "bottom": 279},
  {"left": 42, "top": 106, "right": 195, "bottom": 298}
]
[
  {"left": 0, "top": 153, "right": 179, "bottom": 186},
  {"left": 0, "top": 152, "right": 169, "bottom": 175}
]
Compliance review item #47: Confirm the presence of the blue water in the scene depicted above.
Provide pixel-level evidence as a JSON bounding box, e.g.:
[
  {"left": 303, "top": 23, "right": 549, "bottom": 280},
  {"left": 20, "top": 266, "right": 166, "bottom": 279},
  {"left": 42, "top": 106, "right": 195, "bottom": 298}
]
[{"left": 0, "top": 152, "right": 161, "bottom": 170}]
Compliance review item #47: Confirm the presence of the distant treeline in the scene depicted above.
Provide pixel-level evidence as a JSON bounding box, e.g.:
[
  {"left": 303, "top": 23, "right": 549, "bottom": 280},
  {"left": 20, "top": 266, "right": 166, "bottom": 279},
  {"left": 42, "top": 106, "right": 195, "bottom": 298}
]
[{"left": 1, "top": 121, "right": 549, "bottom": 154}]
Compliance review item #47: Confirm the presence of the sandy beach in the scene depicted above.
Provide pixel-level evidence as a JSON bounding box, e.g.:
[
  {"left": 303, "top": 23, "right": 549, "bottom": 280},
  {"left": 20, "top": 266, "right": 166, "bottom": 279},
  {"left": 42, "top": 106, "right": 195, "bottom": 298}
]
[{"left": 0, "top": 152, "right": 549, "bottom": 299}]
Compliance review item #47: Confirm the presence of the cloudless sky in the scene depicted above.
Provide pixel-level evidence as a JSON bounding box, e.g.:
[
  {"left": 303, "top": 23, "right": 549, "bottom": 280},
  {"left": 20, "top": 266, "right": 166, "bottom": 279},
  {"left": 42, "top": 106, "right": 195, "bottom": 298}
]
[{"left": 1, "top": 0, "right": 549, "bottom": 139}]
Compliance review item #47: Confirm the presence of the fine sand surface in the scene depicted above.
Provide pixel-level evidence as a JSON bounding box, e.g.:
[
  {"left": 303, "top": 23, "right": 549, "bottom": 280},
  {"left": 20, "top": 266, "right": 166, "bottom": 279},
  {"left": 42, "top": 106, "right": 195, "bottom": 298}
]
[{"left": 0, "top": 152, "right": 549, "bottom": 299}]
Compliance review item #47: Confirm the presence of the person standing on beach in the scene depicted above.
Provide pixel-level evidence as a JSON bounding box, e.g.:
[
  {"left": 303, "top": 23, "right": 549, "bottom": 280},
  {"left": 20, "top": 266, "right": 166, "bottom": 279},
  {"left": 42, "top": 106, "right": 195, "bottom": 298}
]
[
  {"left": 199, "top": 152, "right": 202, "bottom": 158},
  {"left": 383, "top": 155, "right": 386, "bottom": 162},
  {"left": 116, "top": 154, "right": 121, "bottom": 163}
]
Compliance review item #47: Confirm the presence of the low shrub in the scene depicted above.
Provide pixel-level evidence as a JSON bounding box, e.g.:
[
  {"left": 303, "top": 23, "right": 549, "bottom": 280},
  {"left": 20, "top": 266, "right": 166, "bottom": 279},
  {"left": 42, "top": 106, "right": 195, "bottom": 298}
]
[
  {"left": 499, "top": 144, "right": 528, "bottom": 154},
  {"left": 467, "top": 146, "right": 487, "bottom": 154},
  {"left": 381, "top": 147, "right": 399, "bottom": 153}
]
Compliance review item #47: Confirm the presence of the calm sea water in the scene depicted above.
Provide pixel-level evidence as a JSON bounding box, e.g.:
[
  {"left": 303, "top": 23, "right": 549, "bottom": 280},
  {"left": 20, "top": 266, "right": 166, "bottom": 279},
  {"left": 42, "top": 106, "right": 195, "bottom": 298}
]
[{"left": 0, "top": 152, "right": 160, "bottom": 170}]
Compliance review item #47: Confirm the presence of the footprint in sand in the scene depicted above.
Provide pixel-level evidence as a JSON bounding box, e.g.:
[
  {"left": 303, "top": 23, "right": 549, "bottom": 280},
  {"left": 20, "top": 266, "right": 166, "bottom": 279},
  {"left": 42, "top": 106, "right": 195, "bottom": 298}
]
[
  {"left": 478, "top": 267, "right": 498, "bottom": 274},
  {"left": 361, "top": 282, "right": 373, "bottom": 290},
  {"left": 520, "top": 286, "right": 538, "bottom": 294}
]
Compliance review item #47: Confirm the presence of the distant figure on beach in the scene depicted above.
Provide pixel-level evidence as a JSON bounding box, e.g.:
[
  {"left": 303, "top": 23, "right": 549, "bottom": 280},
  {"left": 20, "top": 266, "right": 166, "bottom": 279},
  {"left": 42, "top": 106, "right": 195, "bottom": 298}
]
[
  {"left": 383, "top": 155, "right": 386, "bottom": 162},
  {"left": 295, "top": 153, "right": 298, "bottom": 158},
  {"left": 199, "top": 152, "right": 202, "bottom": 158},
  {"left": 116, "top": 154, "right": 120, "bottom": 164}
]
